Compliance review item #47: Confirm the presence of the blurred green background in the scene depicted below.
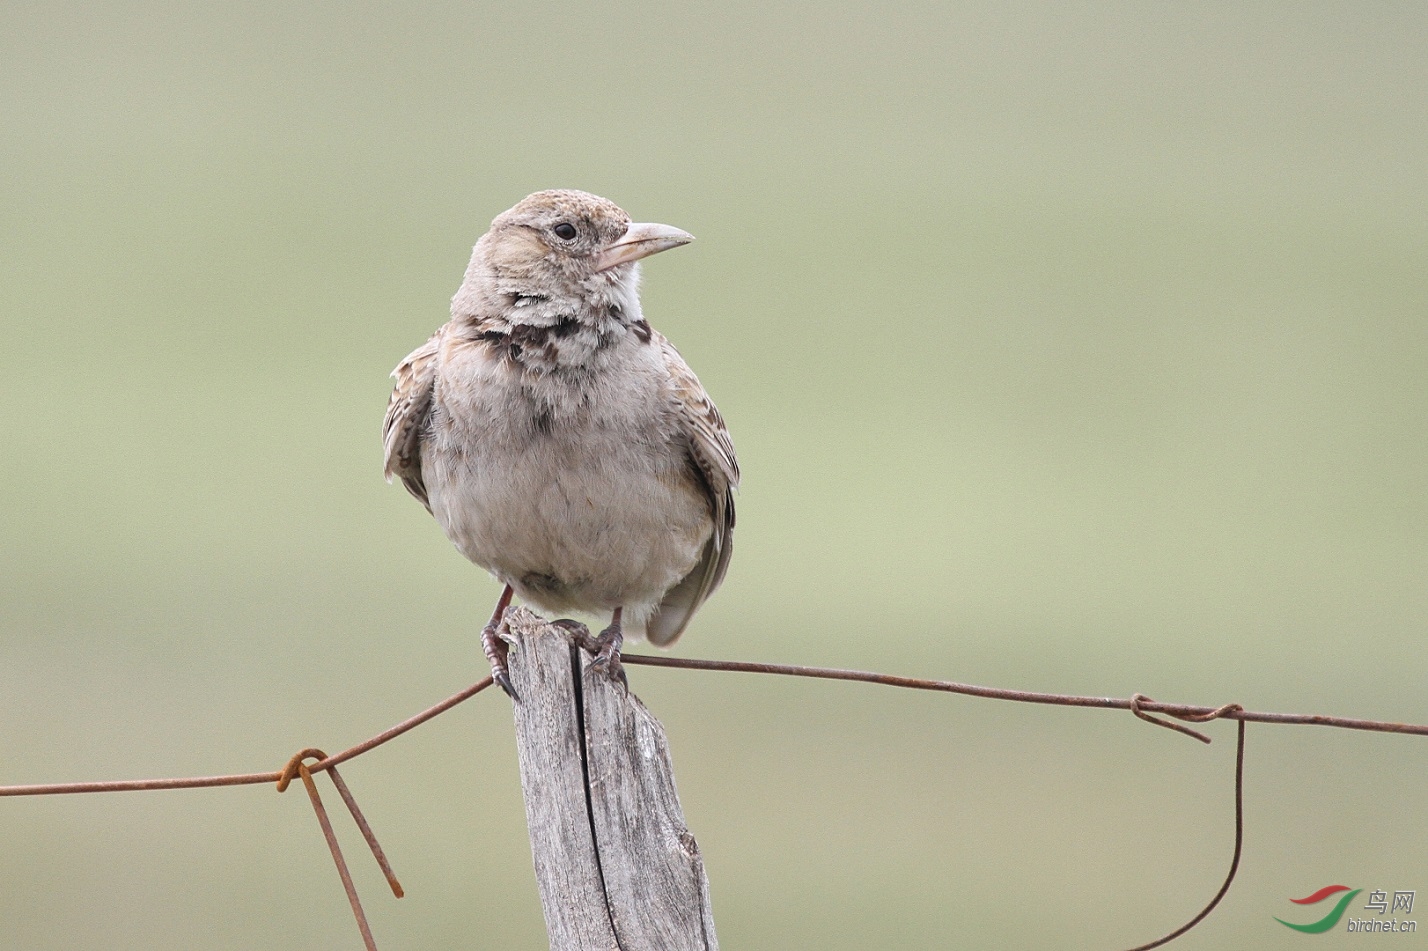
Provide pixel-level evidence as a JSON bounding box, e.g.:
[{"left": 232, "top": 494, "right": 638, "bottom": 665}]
[{"left": 3, "top": 2, "right": 1425, "bottom": 948}]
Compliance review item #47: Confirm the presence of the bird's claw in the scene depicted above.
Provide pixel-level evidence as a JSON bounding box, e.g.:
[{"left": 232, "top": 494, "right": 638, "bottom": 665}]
[
  {"left": 554, "top": 618, "right": 627, "bottom": 693},
  {"left": 551, "top": 618, "right": 596, "bottom": 652},
  {"left": 589, "top": 647, "right": 628, "bottom": 694},
  {"left": 492, "top": 668, "right": 518, "bottom": 701},
  {"left": 587, "top": 621, "right": 627, "bottom": 694},
  {"left": 482, "top": 619, "right": 519, "bottom": 702}
]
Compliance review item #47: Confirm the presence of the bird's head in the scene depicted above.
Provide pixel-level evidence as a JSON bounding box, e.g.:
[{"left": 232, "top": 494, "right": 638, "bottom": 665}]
[{"left": 454, "top": 189, "right": 692, "bottom": 322}]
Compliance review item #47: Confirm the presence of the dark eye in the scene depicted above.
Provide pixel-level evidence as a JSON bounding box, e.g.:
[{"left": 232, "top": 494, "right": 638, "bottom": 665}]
[{"left": 553, "top": 222, "right": 578, "bottom": 241}]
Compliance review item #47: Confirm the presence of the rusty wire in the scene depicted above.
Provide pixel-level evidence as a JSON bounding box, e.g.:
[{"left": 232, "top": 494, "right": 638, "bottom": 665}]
[
  {"left": 277, "top": 750, "right": 382, "bottom": 951},
  {"left": 2, "top": 652, "right": 1425, "bottom": 950},
  {"left": 1122, "top": 717, "right": 1246, "bottom": 951},
  {"left": 275, "top": 749, "right": 404, "bottom": 901},
  {"left": 622, "top": 653, "right": 1428, "bottom": 738},
  {"left": 0, "top": 676, "right": 494, "bottom": 797}
]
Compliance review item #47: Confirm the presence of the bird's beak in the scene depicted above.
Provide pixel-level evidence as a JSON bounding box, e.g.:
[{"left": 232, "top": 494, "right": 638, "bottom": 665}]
[{"left": 593, "top": 222, "right": 694, "bottom": 273}]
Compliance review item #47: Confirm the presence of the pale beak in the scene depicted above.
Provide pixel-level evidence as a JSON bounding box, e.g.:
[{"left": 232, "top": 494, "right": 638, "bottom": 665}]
[{"left": 593, "top": 222, "right": 694, "bottom": 273}]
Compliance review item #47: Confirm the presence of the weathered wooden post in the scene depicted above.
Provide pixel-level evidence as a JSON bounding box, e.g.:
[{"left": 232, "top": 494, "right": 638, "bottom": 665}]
[{"left": 503, "top": 607, "right": 719, "bottom": 951}]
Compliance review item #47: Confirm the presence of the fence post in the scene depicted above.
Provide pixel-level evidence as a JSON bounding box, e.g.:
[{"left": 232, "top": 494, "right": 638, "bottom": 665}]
[{"left": 504, "top": 607, "right": 719, "bottom": 951}]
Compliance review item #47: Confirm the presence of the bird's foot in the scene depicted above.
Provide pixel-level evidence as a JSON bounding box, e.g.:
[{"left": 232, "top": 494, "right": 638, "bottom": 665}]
[
  {"left": 482, "top": 585, "right": 518, "bottom": 700},
  {"left": 555, "top": 616, "right": 627, "bottom": 693},
  {"left": 587, "top": 619, "right": 627, "bottom": 693},
  {"left": 551, "top": 617, "right": 595, "bottom": 649},
  {"left": 481, "top": 619, "right": 518, "bottom": 702}
]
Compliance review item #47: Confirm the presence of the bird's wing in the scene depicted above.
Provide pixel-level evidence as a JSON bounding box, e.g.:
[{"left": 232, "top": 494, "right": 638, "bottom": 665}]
[
  {"left": 382, "top": 326, "right": 445, "bottom": 512},
  {"left": 646, "top": 333, "right": 740, "bottom": 646}
]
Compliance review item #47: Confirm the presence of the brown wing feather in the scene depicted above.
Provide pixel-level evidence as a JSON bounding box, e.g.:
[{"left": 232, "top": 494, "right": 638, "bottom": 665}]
[
  {"left": 382, "top": 327, "right": 444, "bottom": 512},
  {"left": 646, "top": 333, "right": 739, "bottom": 646}
]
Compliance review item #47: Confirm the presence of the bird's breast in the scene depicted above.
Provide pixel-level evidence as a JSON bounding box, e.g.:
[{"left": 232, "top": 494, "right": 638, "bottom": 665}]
[{"left": 420, "top": 335, "right": 711, "bottom": 616}]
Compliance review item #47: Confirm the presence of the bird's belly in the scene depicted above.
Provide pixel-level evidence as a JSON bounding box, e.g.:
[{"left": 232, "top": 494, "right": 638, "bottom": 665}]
[{"left": 425, "top": 432, "right": 711, "bottom": 618}]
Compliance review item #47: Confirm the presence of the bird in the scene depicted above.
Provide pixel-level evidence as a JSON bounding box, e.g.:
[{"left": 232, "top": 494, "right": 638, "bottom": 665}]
[{"left": 383, "top": 189, "right": 738, "bottom": 698}]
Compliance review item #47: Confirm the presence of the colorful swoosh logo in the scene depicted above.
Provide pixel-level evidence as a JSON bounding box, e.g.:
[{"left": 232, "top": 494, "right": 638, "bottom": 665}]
[
  {"left": 1290, "top": 885, "right": 1351, "bottom": 905},
  {"left": 1276, "top": 886, "right": 1362, "bottom": 933}
]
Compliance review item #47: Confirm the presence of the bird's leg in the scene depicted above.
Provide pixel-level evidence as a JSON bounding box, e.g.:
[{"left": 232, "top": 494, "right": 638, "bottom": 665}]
[
  {"left": 481, "top": 584, "right": 518, "bottom": 700},
  {"left": 587, "top": 607, "right": 627, "bottom": 692}
]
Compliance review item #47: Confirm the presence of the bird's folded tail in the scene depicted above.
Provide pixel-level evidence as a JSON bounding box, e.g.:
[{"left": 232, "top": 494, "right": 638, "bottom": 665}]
[{"left": 643, "top": 531, "right": 732, "bottom": 646}]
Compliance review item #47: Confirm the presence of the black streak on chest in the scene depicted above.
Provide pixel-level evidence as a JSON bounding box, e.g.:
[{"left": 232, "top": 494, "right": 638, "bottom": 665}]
[
  {"left": 478, "top": 324, "right": 561, "bottom": 365},
  {"left": 478, "top": 315, "right": 622, "bottom": 368}
]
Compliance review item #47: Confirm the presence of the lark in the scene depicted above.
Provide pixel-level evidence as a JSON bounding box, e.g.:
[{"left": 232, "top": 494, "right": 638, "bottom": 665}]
[{"left": 383, "top": 190, "right": 738, "bottom": 697}]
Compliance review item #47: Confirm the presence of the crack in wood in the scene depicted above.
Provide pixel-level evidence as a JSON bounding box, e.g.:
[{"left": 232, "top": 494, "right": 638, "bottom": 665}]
[{"left": 569, "top": 641, "right": 628, "bottom": 950}]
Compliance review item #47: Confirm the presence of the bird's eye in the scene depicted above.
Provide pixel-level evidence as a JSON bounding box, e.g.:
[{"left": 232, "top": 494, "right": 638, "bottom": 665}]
[{"left": 553, "top": 222, "right": 578, "bottom": 241}]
